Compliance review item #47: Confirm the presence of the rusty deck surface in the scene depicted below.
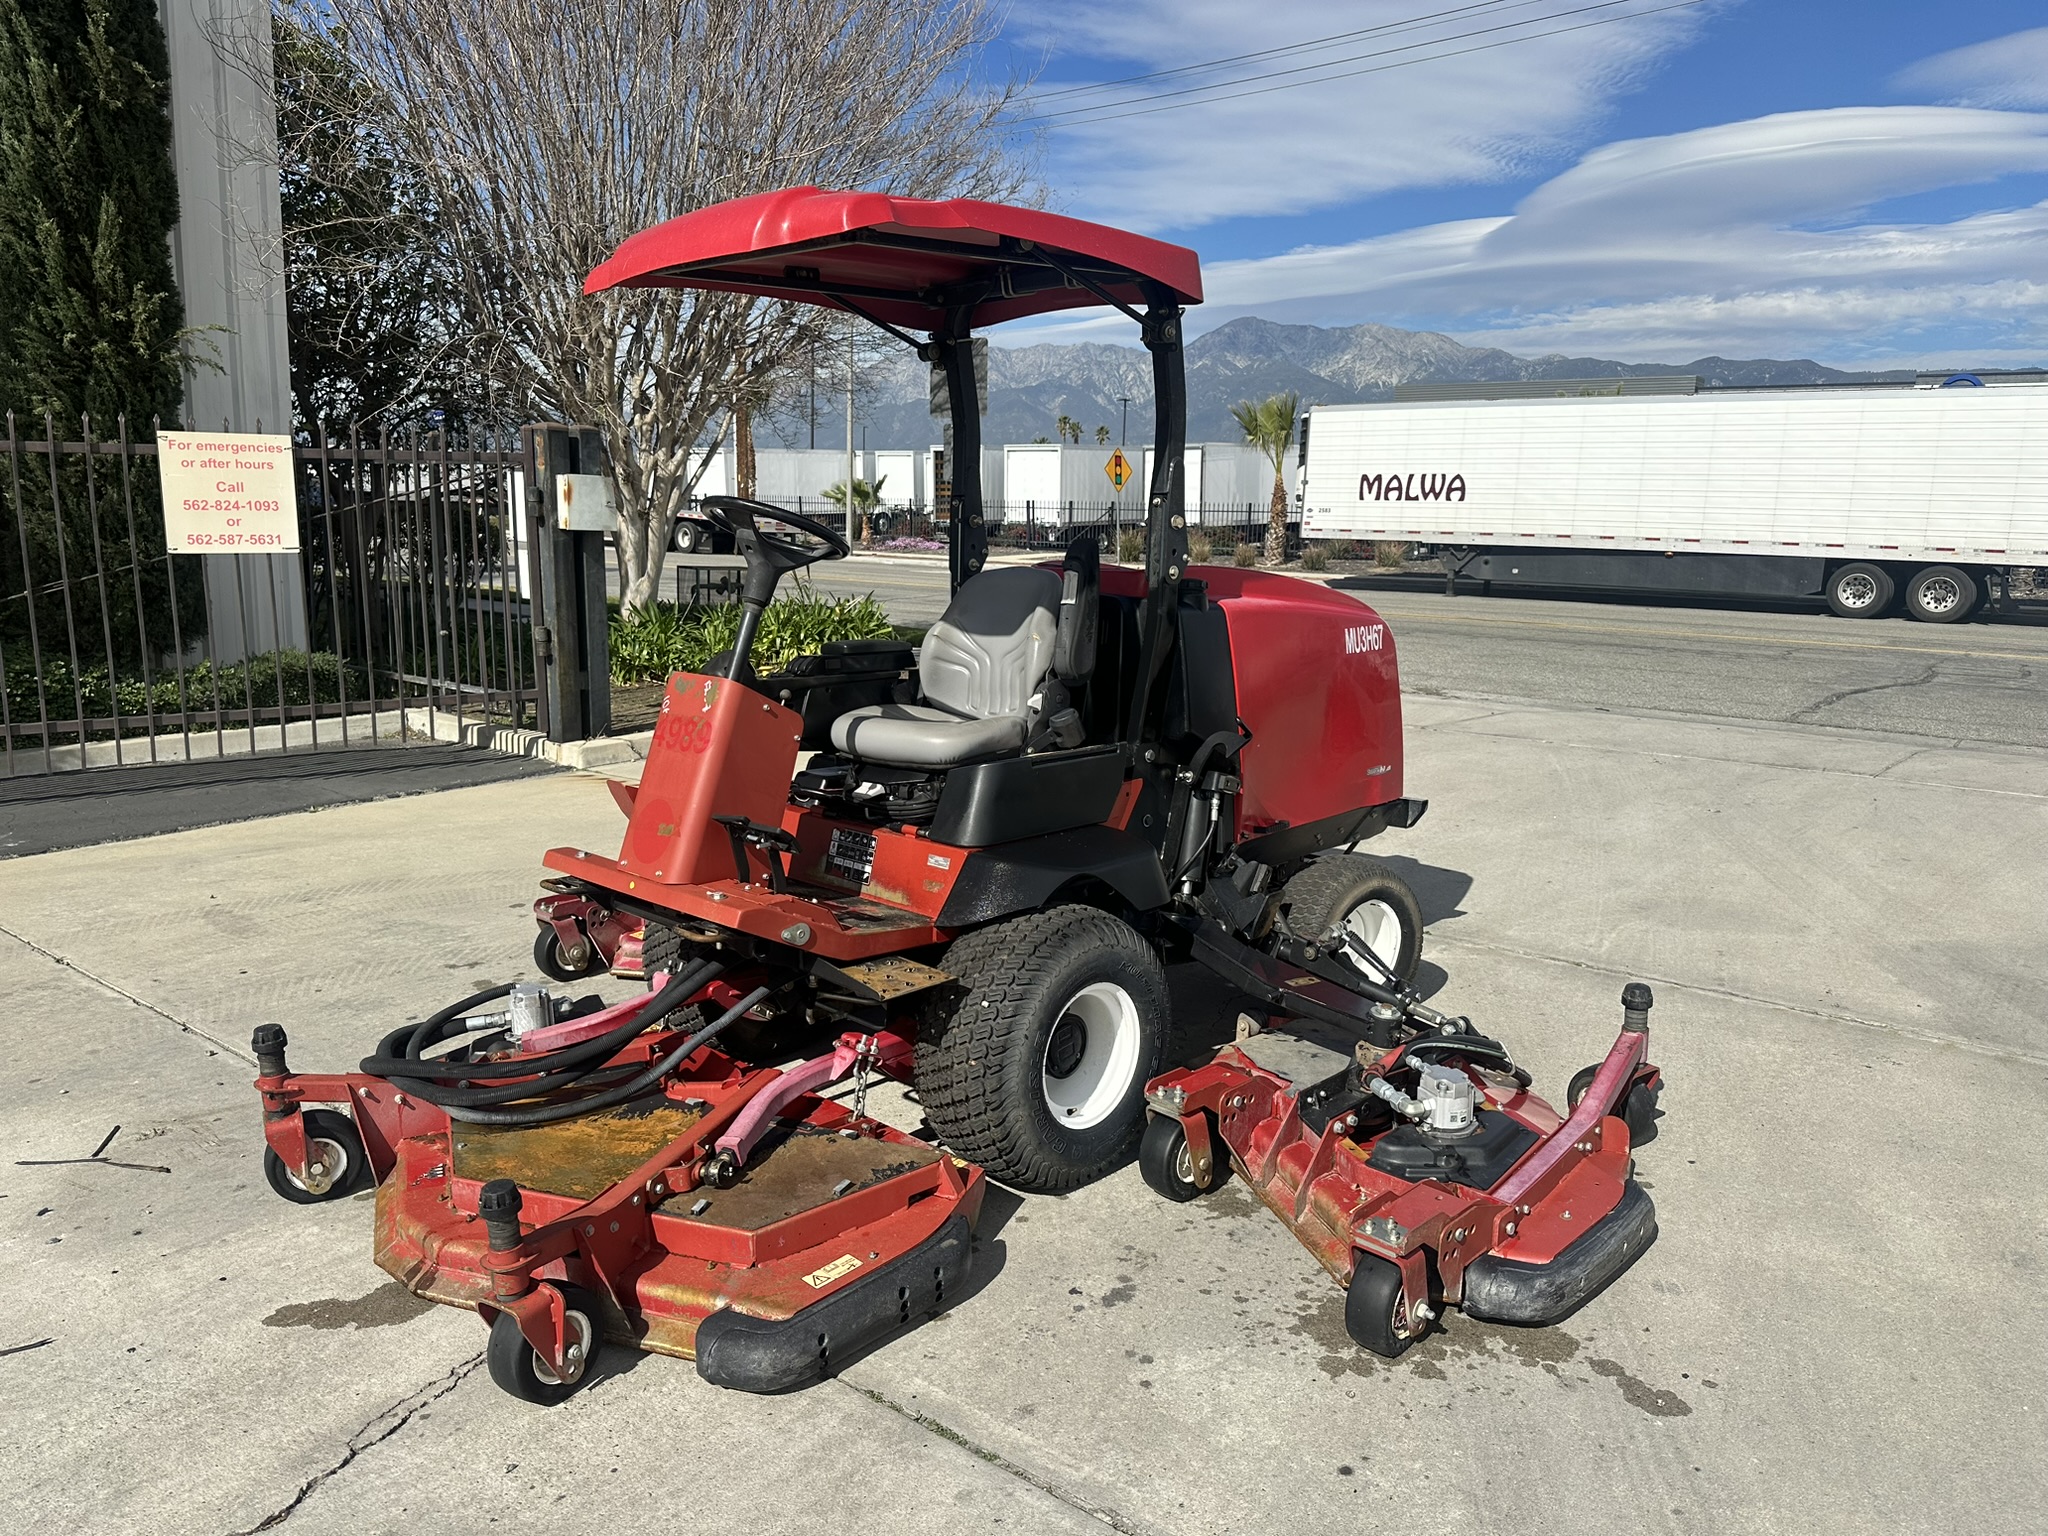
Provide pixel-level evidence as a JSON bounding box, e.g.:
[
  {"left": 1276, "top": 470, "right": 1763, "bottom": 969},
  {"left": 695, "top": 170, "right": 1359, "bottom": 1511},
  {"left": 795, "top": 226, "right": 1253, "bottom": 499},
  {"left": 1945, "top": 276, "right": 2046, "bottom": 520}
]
[
  {"left": 662, "top": 1124, "right": 939, "bottom": 1231},
  {"left": 451, "top": 1094, "right": 706, "bottom": 1200}
]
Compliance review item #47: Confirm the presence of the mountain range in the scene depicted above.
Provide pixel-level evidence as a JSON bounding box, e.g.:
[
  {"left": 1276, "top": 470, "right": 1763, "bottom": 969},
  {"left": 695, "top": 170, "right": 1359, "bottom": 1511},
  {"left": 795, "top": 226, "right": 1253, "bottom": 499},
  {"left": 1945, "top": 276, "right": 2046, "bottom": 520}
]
[{"left": 772, "top": 316, "right": 1915, "bottom": 450}]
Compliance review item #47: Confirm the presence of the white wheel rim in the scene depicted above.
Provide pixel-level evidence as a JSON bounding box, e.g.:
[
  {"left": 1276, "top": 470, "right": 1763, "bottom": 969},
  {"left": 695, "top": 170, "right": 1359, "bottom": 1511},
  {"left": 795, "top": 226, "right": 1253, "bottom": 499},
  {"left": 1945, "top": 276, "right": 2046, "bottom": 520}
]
[
  {"left": 1343, "top": 899, "right": 1404, "bottom": 974},
  {"left": 1919, "top": 577, "right": 1961, "bottom": 614},
  {"left": 532, "top": 1308, "right": 593, "bottom": 1387},
  {"left": 1041, "top": 982, "right": 1143, "bottom": 1131},
  {"left": 286, "top": 1136, "right": 349, "bottom": 1196},
  {"left": 1838, "top": 573, "right": 1877, "bottom": 608}
]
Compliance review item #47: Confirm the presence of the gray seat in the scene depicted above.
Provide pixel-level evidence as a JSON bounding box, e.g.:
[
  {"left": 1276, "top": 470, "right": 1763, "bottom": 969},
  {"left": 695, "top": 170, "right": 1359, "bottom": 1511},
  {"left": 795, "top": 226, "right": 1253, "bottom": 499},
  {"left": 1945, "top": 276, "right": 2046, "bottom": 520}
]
[{"left": 830, "top": 566, "right": 1061, "bottom": 768}]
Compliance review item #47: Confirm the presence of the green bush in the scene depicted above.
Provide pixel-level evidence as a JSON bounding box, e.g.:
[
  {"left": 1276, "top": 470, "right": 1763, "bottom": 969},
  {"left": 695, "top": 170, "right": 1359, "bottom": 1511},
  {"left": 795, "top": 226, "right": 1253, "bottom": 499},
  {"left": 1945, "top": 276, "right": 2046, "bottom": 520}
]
[
  {"left": 1187, "top": 532, "right": 1213, "bottom": 563},
  {"left": 3, "top": 650, "right": 367, "bottom": 728},
  {"left": 609, "top": 582, "right": 893, "bottom": 684},
  {"left": 1299, "top": 545, "right": 1331, "bottom": 572},
  {"left": 1374, "top": 540, "right": 1412, "bottom": 568},
  {"left": 1232, "top": 543, "right": 1259, "bottom": 569},
  {"left": 1115, "top": 528, "right": 1145, "bottom": 565}
]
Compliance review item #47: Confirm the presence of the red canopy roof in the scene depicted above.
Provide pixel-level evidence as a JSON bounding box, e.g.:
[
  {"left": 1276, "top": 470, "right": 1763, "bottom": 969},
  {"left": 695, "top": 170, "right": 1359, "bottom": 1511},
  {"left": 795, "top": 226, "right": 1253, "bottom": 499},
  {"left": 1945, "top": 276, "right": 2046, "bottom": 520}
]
[{"left": 584, "top": 187, "right": 1202, "bottom": 331}]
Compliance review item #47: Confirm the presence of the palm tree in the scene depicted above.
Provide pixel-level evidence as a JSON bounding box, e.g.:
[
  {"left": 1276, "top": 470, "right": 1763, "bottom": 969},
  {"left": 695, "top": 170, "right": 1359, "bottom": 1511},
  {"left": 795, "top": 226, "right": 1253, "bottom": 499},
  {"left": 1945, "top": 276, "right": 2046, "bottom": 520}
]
[
  {"left": 1231, "top": 391, "right": 1301, "bottom": 565},
  {"left": 1094, "top": 424, "right": 1110, "bottom": 445},
  {"left": 1054, "top": 413, "right": 1076, "bottom": 445},
  {"left": 823, "top": 474, "right": 888, "bottom": 545}
]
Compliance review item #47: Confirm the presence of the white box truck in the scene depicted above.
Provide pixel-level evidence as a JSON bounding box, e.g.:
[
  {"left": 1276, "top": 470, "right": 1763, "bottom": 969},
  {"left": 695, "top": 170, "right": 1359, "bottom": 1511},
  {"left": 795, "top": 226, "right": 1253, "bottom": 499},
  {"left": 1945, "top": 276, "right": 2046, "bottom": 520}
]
[{"left": 1300, "top": 380, "right": 2048, "bottom": 622}]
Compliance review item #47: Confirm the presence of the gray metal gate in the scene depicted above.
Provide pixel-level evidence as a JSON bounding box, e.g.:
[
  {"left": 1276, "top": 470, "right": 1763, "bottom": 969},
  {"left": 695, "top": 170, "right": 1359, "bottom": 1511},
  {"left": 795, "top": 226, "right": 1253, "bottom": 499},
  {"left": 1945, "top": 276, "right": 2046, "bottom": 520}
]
[{"left": 1, "top": 414, "right": 547, "bottom": 776}]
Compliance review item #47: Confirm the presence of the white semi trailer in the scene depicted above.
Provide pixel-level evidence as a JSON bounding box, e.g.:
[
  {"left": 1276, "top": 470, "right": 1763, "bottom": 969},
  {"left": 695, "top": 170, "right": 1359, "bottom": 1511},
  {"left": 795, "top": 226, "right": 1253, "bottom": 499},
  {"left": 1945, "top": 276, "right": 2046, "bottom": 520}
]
[{"left": 1299, "top": 380, "right": 2048, "bottom": 622}]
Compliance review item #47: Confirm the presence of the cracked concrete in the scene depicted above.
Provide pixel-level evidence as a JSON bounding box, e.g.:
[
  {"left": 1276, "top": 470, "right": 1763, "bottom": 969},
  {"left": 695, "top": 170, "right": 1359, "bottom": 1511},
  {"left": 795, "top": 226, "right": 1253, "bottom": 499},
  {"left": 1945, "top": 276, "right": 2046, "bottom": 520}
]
[{"left": 2, "top": 667, "right": 2043, "bottom": 1531}]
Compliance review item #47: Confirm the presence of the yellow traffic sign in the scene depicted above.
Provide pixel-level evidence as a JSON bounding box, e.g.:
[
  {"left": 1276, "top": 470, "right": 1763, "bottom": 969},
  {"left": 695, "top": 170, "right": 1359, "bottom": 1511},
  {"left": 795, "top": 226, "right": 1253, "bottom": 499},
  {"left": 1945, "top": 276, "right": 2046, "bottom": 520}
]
[{"left": 1105, "top": 448, "right": 1134, "bottom": 491}]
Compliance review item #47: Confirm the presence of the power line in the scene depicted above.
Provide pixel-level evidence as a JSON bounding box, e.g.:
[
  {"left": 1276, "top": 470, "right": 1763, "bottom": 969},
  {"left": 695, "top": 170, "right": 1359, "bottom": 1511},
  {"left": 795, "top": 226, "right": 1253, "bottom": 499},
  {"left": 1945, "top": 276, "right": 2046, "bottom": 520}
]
[
  {"left": 1027, "top": 0, "right": 1657, "bottom": 124},
  {"left": 1021, "top": 0, "right": 1708, "bottom": 128},
  {"left": 1023, "top": 0, "right": 1541, "bottom": 104}
]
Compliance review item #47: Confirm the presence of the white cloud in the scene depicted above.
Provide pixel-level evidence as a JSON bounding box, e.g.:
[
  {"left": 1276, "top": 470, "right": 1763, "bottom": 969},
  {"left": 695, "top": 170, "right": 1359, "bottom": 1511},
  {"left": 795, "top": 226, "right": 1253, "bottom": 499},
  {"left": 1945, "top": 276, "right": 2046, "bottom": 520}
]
[
  {"left": 1015, "top": 0, "right": 1714, "bottom": 231},
  {"left": 1024, "top": 106, "right": 2048, "bottom": 365},
  {"left": 1894, "top": 26, "right": 2048, "bottom": 110}
]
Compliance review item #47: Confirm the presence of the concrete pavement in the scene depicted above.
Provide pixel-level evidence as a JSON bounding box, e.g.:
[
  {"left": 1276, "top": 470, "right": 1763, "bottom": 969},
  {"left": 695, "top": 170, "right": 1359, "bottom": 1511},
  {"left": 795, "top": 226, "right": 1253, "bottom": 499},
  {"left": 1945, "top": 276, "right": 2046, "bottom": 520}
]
[{"left": 3, "top": 694, "right": 2043, "bottom": 1533}]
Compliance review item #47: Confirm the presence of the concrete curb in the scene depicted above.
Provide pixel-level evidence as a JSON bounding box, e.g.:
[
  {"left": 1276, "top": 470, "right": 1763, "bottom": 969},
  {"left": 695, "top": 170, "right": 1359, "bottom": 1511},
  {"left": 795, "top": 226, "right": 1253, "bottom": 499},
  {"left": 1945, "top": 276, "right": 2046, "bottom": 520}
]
[{"left": 413, "top": 711, "right": 655, "bottom": 773}]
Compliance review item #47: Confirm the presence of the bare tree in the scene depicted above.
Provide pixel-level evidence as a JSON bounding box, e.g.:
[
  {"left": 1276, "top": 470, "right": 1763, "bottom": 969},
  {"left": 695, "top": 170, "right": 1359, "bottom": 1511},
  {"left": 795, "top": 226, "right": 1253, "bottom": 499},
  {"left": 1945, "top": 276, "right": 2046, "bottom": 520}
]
[{"left": 279, "top": 0, "right": 1030, "bottom": 613}]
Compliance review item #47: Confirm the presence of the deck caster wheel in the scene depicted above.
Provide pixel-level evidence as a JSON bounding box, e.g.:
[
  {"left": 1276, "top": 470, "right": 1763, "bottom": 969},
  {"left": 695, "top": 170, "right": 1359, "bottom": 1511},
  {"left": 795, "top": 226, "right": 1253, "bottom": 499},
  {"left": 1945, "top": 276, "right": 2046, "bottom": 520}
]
[
  {"left": 533, "top": 925, "right": 595, "bottom": 981},
  {"left": 263, "top": 1109, "right": 369, "bottom": 1204},
  {"left": 1138, "top": 1114, "right": 1225, "bottom": 1202},
  {"left": 1567, "top": 1064, "right": 1660, "bottom": 1145},
  {"left": 1346, "top": 1252, "right": 1426, "bottom": 1359},
  {"left": 487, "top": 1285, "right": 603, "bottom": 1406}
]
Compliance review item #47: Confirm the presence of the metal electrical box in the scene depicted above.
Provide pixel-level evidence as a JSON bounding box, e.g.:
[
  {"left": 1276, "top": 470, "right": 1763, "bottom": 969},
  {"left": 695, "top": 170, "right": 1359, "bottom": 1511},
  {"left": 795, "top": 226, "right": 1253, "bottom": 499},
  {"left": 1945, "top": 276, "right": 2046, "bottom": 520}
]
[{"left": 555, "top": 473, "right": 616, "bottom": 531}]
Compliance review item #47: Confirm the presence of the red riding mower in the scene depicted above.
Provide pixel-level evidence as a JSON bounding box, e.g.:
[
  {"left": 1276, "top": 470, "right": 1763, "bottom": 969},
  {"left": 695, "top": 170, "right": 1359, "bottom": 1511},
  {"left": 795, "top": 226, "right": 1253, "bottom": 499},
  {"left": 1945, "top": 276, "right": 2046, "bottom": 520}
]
[{"left": 252, "top": 187, "right": 1662, "bottom": 1400}]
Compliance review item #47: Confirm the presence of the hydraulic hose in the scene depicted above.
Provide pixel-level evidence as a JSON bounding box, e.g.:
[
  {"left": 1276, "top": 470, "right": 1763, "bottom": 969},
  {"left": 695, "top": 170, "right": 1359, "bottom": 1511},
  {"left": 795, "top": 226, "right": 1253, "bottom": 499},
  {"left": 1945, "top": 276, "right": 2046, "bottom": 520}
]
[
  {"left": 438, "top": 984, "right": 774, "bottom": 1127},
  {"left": 361, "top": 961, "right": 723, "bottom": 1111}
]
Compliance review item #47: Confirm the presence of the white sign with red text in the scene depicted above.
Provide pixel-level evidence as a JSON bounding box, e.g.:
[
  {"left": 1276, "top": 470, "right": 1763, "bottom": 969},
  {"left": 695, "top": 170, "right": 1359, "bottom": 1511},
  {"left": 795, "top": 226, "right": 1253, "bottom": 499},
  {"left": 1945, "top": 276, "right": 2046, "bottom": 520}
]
[{"left": 156, "top": 432, "right": 299, "bottom": 552}]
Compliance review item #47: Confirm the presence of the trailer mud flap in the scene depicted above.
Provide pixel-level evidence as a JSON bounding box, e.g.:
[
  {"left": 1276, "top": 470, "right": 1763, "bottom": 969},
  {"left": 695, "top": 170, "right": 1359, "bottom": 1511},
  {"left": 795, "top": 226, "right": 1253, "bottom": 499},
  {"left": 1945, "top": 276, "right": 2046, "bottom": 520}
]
[
  {"left": 694, "top": 1212, "right": 973, "bottom": 1393},
  {"left": 1461, "top": 1180, "right": 1657, "bottom": 1327}
]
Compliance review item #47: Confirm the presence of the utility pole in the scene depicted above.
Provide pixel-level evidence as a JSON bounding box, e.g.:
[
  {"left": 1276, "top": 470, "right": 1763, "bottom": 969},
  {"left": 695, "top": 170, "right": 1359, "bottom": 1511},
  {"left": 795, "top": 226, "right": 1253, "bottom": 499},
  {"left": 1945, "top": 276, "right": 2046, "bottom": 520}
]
[
  {"left": 808, "top": 345, "right": 816, "bottom": 449},
  {"left": 845, "top": 317, "right": 857, "bottom": 541},
  {"left": 1118, "top": 395, "right": 1131, "bottom": 445}
]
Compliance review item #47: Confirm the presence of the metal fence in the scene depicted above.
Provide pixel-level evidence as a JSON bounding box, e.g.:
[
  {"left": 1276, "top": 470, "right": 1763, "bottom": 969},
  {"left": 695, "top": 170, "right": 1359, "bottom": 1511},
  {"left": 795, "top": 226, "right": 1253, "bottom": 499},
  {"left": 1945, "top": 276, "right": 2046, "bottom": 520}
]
[
  {"left": 1, "top": 415, "right": 541, "bottom": 776},
  {"left": 753, "top": 498, "right": 1300, "bottom": 556}
]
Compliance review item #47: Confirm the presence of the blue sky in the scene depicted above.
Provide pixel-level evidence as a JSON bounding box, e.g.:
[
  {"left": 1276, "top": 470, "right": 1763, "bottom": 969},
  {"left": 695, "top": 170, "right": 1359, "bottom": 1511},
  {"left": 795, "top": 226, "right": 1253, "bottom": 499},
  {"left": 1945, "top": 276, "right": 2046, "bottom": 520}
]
[{"left": 993, "top": 2, "right": 2048, "bottom": 366}]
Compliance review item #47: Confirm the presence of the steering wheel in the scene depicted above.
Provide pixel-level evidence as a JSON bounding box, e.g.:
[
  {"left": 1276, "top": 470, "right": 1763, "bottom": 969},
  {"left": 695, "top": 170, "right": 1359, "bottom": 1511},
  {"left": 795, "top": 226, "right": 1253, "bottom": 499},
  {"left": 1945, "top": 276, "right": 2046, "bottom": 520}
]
[{"left": 699, "top": 495, "right": 851, "bottom": 570}]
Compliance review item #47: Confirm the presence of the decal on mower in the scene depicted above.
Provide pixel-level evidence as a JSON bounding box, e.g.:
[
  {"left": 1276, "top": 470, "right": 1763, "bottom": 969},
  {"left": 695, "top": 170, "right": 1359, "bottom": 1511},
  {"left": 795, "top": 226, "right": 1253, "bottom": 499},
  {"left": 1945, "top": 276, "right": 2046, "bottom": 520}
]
[
  {"left": 1343, "top": 622, "right": 1386, "bottom": 655},
  {"left": 803, "top": 1254, "right": 864, "bottom": 1289}
]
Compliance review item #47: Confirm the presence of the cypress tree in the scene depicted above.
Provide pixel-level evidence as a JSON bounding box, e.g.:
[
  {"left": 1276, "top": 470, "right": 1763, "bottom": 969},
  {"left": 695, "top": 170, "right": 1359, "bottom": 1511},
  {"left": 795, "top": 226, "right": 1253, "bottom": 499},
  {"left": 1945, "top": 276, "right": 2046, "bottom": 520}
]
[
  {"left": 0, "top": 0, "right": 186, "bottom": 428},
  {"left": 0, "top": 0, "right": 196, "bottom": 681}
]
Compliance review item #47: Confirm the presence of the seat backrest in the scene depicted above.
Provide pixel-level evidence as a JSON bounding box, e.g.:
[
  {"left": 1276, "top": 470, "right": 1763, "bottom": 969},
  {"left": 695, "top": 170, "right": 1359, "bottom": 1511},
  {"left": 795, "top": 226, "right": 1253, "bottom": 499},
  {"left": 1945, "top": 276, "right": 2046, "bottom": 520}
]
[
  {"left": 920, "top": 566, "right": 1061, "bottom": 720},
  {"left": 1053, "top": 535, "right": 1099, "bottom": 682}
]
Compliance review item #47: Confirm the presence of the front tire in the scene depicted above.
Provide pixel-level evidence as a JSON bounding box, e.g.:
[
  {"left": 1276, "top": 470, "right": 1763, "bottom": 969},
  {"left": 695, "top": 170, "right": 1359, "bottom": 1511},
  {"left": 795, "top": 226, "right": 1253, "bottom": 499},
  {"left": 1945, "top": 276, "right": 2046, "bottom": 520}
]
[
  {"left": 918, "top": 905, "right": 1171, "bottom": 1193},
  {"left": 1826, "top": 562, "right": 1893, "bottom": 618},
  {"left": 1277, "top": 853, "right": 1423, "bottom": 983},
  {"left": 533, "top": 925, "right": 595, "bottom": 981}
]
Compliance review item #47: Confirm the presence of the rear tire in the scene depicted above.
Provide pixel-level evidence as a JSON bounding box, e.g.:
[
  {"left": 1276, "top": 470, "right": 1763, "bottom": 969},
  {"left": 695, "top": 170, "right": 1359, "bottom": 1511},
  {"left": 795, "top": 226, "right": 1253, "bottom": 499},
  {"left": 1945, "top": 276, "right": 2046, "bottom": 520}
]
[
  {"left": 1904, "top": 565, "right": 1977, "bottom": 623},
  {"left": 918, "top": 905, "right": 1171, "bottom": 1193},
  {"left": 1277, "top": 853, "right": 1423, "bottom": 983},
  {"left": 1825, "top": 562, "right": 1893, "bottom": 618},
  {"left": 671, "top": 520, "right": 703, "bottom": 555}
]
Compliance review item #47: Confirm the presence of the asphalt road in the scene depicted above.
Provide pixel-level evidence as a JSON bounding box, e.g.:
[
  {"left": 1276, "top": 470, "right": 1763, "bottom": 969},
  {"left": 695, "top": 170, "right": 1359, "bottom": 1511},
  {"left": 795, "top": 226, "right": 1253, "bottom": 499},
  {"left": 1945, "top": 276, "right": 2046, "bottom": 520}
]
[{"left": 797, "top": 555, "right": 2048, "bottom": 750}]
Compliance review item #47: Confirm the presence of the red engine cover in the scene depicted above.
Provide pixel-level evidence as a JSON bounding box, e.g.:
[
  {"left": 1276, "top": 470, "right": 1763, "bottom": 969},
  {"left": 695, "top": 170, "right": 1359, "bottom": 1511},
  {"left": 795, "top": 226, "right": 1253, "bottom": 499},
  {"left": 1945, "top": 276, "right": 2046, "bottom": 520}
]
[{"left": 1098, "top": 565, "right": 1402, "bottom": 837}]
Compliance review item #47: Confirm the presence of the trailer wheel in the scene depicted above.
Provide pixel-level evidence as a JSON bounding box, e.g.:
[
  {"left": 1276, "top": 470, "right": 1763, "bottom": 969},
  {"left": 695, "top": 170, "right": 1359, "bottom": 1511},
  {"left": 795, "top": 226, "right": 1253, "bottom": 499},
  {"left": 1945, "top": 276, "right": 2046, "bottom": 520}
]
[
  {"left": 1278, "top": 854, "right": 1423, "bottom": 983},
  {"left": 263, "top": 1109, "right": 370, "bottom": 1204},
  {"left": 1345, "top": 1252, "right": 1424, "bottom": 1358},
  {"left": 918, "top": 905, "right": 1170, "bottom": 1193},
  {"left": 1825, "top": 563, "right": 1893, "bottom": 619},
  {"left": 1138, "top": 1114, "right": 1225, "bottom": 1202},
  {"left": 533, "top": 925, "right": 595, "bottom": 981},
  {"left": 487, "top": 1285, "right": 603, "bottom": 1406},
  {"left": 671, "top": 520, "right": 703, "bottom": 554},
  {"left": 1904, "top": 565, "right": 1977, "bottom": 623}
]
